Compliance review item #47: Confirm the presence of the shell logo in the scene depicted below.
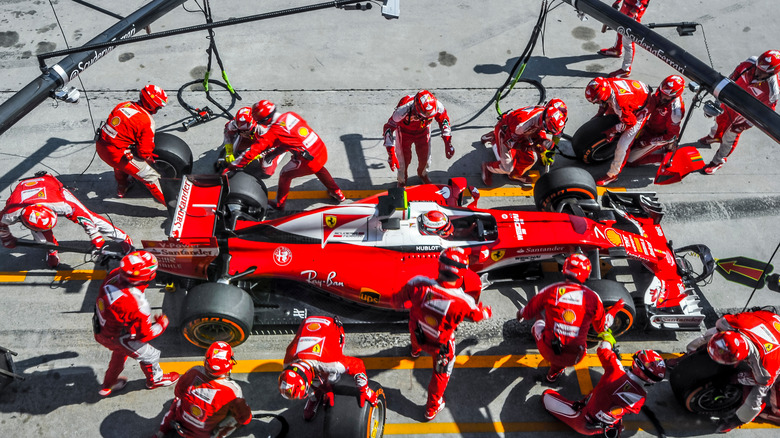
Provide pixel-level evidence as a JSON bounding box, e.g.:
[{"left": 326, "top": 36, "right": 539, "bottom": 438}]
[
  {"left": 562, "top": 309, "right": 576, "bottom": 324},
  {"left": 307, "top": 323, "right": 321, "bottom": 332},
  {"left": 110, "top": 116, "right": 121, "bottom": 127},
  {"left": 190, "top": 406, "right": 203, "bottom": 417},
  {"left": 631, "top": 81, "right": 642, "bottom": 89},
  {"left": 605, "top": 229, "right": 622, "bottom": 246},
  {"left": 298, "top": 127, "right": 309, "bottom": 137},
  {"left": 23, "top": 181, "right": 38, "bottom": 187},
  {"left": 425, "top": 315, "right": 438, "bottom": 327},
  {"left": 97, "top": 299, "right": 105, "bottom": 312},
  {"left": 773, "top": 322, "right": 780, "bottom": 333},
  {"left": 609, "top": 406, "right": 624, "bottom": 416}
]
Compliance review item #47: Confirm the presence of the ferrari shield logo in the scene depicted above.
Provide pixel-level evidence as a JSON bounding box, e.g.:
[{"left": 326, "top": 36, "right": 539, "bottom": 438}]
[
  {"left": 764, "top": 343, "right": 776, "bottom": 353},
  {"left": 325, "top": 215, "right": 337, "bottom": 228},
  {"left": 490, "top": 250, "right": 505, "bottom": 261}
]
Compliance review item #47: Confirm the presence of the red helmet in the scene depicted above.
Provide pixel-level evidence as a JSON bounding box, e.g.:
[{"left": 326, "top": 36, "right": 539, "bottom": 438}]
[
  {"left": 543, "top": 99, "right": 568, "bottom": 135},
  {"left": 631, "top": 349, "right": 666, "bottom": 383},
  {"left": 585, "top": 77, "right": 611, "bottom": 103},
  {"left": 252, "top": 100, "right": 277, "bottom": 125},
  {"left": 708, "top": 331, "right": 750, "bottom": 365},
  {"left": 278, "top": 361, "right": 314, "bottom": 400},
  {"left": 419, "top": 210, "right": 453, "bottom": 238},
  {"left": 438, "top": 247, "right": 469, "bottom": 282},
  {"left": 119, "top": 250, "right": 158, "bottom": 285},
  {"left": 757, "top": 50, "right": 780, "bottom": 74},
  {"left": 138, "top": 84, "right": 168, "bottom": 114},
  {"left": 20, "top": 205, "right": 57, "bottom": 232},
  {"left": 204, "top": 341, "right": 235, "bottom": 377},
  {"left": 562, "top": 253, "right": 591, "bottom": 283},
  {"left": 414, "top": 90, "right": 437, "bottom": 118},
  {"left": 657, "top": 75, "right": 685, "bottom": 98},
  {"left": 234, "top": 107, "right": 257, "bottom": 132}
]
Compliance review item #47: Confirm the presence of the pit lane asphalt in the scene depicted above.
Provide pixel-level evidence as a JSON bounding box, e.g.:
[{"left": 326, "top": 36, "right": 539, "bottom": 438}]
[{"left": 1, "top": 1, "right": 779, "bottom": 437}]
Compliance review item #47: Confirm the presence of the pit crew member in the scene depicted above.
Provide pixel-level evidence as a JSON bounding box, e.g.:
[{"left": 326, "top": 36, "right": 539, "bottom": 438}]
[
  {"left": 480, "top": 99, "right": 567, "bottom": 186},
  {"left": 400, "top": 247, "right": 492, "bottom": 420},
  {"left": 517, "top": 253, "right": 609, "bottom": 383},
  {"left": 585, "top": 77, "right": 651, "bottom": 185},
  {"left": 597, "top": 0, "right": 651, "bottom": 78},
  {"left": 95, "top": 84, "right": 168, "bottom": 203},
  {"left": 226, "top": 100, "right": 344, "bottom": 210},
  {"left": 1, "top": 172, "right": 133, "bottom": 268},
  {"left": 219, "top": 107, "right": 284, "bottom": 179},
  {"left": 698, "top": 50, "right": 780, "bottom": 174},
  {"left": 93, "top": 250, "right": 179, "bottom": 396},
  {"left": 542, "top": 334, "right": 666, "bottom": 436},
  {"left": 278, "top": 316, "right": 378, "bottom": 421},
  {"left": 383, "top": 90, "right": 453, "bottom": 187},
  {"left": 629, "top": 75, "right": 686, "bottom": 165},
  {"left": 156, "top": 341, "right": 252, "bottom": 438},
  {"left": 682, "top": 308, "right": 780, "bottom": 432}
]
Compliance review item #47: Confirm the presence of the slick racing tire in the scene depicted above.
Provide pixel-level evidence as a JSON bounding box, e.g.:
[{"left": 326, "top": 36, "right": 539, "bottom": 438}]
[
  {"left": 571, "top": 114, "right": 620, "bottom": 164},
  {"left": 533, "top": 167, "right": 598, "bottom": 212},
  {"left": 324, "top": 381, "right": 387, "bottom": 438},
  {"left": 585, "top": 279, "right": 635, "bottom": 340},
  {"left": 227, "top": 171, "right": 269, "bottom": 218},
  {"left": 669, "top": 348, "right": 742, "bottom": 417},
  {"left": 153, "top": 132, "right": 194, "bottom": 178},
  {"left": 181, "top": 283, "right": 255, "bottom": 349}
]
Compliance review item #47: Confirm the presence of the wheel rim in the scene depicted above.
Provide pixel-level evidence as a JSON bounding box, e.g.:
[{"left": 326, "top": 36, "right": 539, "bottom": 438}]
[
  {"left": 185, "top": 319, "right": 244, "bottom": 348},
  {"left": 153, "top": 159, "right": 178, "bottom": 178},
  {"left": 369, "top": 399, "right": 386, "bottom": 438},
  {"left": 588, "top": 139, "right": 617, "bottom": 163},
  {"left": 692, "top": 385, "right": 742, "bottom": 412},
  {"left": 609, "top": 308, "right": 634, "bottom": 337}
]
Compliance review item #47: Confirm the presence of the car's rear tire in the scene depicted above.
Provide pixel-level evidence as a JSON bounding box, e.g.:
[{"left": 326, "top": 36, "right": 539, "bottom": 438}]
[
  {"left": 324, "top": 381, "right": 387, "bottom": 438},
  {"left": 181, "top": 283, "right": 255, "bottom": 349},
  {"left": 669, "top": 348, "right": 742, "bottom": 418},
  {"left": 571, "top": 114, "right": 620, "bottom": 164},
  {"left": 533, "top": 167, "right": 598, "bottom": 212},
  {"left": 684, "top": 383, "right": 743, "bottom": 418},
  {"left": 227, "top": 171, "right": 269, "bottom": 217},
  {"left": 153, "top": 132, "right": 193, "bottom": 178},
  {"left": 585, "top": 279, "right": 636, "bottom": 340}
]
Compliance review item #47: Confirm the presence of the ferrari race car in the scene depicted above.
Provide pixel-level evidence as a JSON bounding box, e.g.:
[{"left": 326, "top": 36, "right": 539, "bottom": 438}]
[{"left": 143, "top": 167, "right": 714, "bottom": 348}]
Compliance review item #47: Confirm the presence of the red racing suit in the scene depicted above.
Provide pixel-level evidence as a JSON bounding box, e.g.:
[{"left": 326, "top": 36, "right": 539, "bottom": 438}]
[
  {"left": 482, "top": 105, "right": 555, "bottom": 178},
  {"left": 542, "top": 342, "right": 647, "bottom": 435},
  {"left": 686, "top": 310, "right": 780, "bottom": 424},
  {"left": 221, "top": 119, "right": 283, "bottom": 178},
  {"left": 401, "top": 274, "right": 490, "bottom": 411},
  {"left": 0, "top": 173, "right": 131, "bottom": 255},
  {"left": 383, "top": 94, "right": 452, "bottom": 185},
  {"left": 707, "top": 57, "right": 780, "bottom": 165},
  {"left": 93, "top": 268, "right": 169, "bottom": 390},
  {"left": 595, "top": 78, "right": 651, "bottom": 178},
  {"left": 158, "top": 366, "right": 252, "bottom": 438},
  {"left": 521, "top": 281, "right": 607, "bottom": 375},
  {"left": 283, "top": 316, "right": 370, "bottom": 401},
  {"left": 608, "top": 0, "right": 650, "bottom": 72},
  {"left": 235, "top": 112, "right": 340, "bottom": 208},
  {"left": 629, "top": 93, "right": 685, "bottom": 166},
  {"left": 95, "top": 101, "right": 165, "bottom": 203}
]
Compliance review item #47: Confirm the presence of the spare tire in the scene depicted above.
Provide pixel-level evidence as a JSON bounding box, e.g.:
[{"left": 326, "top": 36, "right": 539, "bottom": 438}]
[
  {"left": 534, "top": 167, "right": 598, "bottom": 212},
  {"left": 324, "top": 380, "right": 386, "bottom": 438},
  {"left": 571, "top": 114, "right": 620, "bottom": 164},
  {"left": 227, "top": 171, "right": 269, "bottom": 215},
  {"left": 181, "top": 283, "right": 255, "bottom": 349},
  {"left": 585, "top": 279, "right": 636, "bottom": 340},
  {"left": 153, "top": 132, "right": 193, "bottom": 178}
]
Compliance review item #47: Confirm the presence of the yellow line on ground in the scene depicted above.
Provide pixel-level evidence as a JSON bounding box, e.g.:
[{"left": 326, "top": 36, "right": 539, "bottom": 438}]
[
  {"left": 0, "top": 271, "right": 27, "bottom": 282},
  {"left": 384, "top": 420, "right": 779, "bottom": 434},
  {"left": 53, "top": 270, "right": 107, "bottom": 281}
]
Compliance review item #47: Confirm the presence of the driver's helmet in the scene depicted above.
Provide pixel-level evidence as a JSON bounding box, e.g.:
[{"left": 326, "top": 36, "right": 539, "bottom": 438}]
[
  {"left": 20, "top": 205, "right": 57, "bottom": 232},
  {"left": 562, "top": 253, "right": 591, "bottom": 283},
  {"left": 656, "top": 75, "right": 685, "bottom": 101},
  {"left": 414, "top": 90, "right": 437, "bottom": 118},
  {"left": 204, "top": 341, "right": 235, "bottom": 378},
  {"left": 631, "top": 349, "right": 666, "bottom": 383},
  {"left": 234, "top": 107, "right": 257, "bottom": 132},
  {"left": 438, "top": 247, "right": 469, "bottom": 282},
  {"left": 707, "top": 331, "right": 750, "bottom": 365},
  {"left": 419, "top": 210, "right": 453, "bottom": 238},
  {"left": 278, "top": 360, "right": 314, "bottom": 400},
  {"left": 585, "top": 77, "right": 612, "bottom": 103},
  {"left": 138, "top": 84, "right": 168, "bottom": 114},
  {"left": 119, "top": 250, "right": 158, "bottom": 286},
  {"left": 252, "top": 100, "right": 277, "bottom": 125},
  {"left": 757, "top": 49, "right": 780, "bottom": 75}
]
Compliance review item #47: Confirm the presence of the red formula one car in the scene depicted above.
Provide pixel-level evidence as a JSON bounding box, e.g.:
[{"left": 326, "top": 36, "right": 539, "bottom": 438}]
[{"left": 144, "top": 167, "right": 714, "bottom": 348}]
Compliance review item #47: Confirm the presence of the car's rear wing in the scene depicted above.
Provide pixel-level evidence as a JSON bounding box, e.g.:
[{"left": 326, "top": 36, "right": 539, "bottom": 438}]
[{"left": 169, "top": 174, "right": 223, "bottom": 239}]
